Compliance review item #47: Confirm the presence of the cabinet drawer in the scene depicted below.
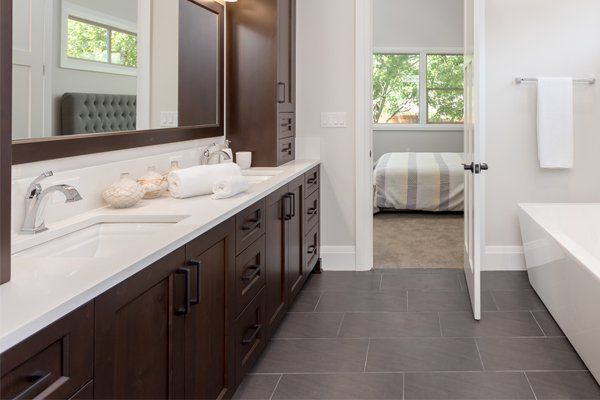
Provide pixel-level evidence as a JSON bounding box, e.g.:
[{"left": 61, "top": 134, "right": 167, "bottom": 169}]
[
  {"left": 0, "top": 303, "right": 93, "bottom": 400},
  {"left": 278, "top": 113, "right": 295, "bottom": 140},
  {"left": 304, "top": 224, "right": 320, "bottom": 272},
  {"left": 236, "top": 199, "right": 266, "bottom": 255},
  {"left": 303, "top": 189, "right": 320, "bottom": 235},
  {"left": 277, "top": 137, "right": 295, "bottom": 165},
  {"left": 304, "top": 166, "right": 320, "bottom": 196},
  {"left": 235, "top": 235, "right": 267, "bottom": 316},
  {"left": 234, "top": 289, "right": 267, "bottom": 384}
]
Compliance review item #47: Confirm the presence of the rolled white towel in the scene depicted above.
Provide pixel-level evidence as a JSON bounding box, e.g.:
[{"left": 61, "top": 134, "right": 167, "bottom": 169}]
[
  {"left": 168, "top": 163, "right": 241, "bottom": 199},
  {"left": 211, "top": 176, "right": 250, "bottom": 199}
]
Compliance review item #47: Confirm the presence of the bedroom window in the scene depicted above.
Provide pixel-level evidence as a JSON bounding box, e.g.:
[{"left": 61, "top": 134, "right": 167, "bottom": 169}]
[
  {"left": 373, "top": 51, "right": 464, "bottom": 129},
  {"left": 61, "top": 2, "right": 138, "bottom": 76}
]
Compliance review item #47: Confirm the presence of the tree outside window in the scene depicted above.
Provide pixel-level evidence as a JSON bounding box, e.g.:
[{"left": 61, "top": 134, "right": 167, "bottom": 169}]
[{"left": 373, "top": 52, "right": 464, "bottom": 126}]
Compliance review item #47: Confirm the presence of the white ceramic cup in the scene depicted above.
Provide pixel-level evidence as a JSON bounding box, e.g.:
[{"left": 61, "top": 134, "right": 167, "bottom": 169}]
[{"left": 236, "top": 152, "right": 252, "bottom": 170}]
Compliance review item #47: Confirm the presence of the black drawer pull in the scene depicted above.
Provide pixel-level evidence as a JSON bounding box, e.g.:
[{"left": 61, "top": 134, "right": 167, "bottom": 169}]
[
  {"left": 281, "top": 144, "right": 293, "bottom": 153},
  {"left": 307, "top": 245, "right": 317, "bottom": 255},
  {"left": 12, "top": 371, "right": 52, "bottom": 400},
  {"left": 188, "top": 260, "right": 202, "bottom": 306},
  {"left": 307, "top": 206, "right": 318, "bottom": 215},
  {"left": 242, "top": 324, "right": 262, "bottom": 345},
  {"left": 241, "top": 265, "right": 261, "bottom": 282},
  {"left": 307, "top": 176, "right": 317, "bottom": 184},
  {"left": 241, "top": 210, "right": 262, "bottom": 231},
  {"left": 175, "top": 267, "right": 191, "bottom": 316}
]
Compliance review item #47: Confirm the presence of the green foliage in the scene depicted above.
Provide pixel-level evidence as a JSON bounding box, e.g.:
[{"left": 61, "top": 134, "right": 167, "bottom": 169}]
[
  {"left": 372, "top": 54, "right": 419, "bottom": 124},
  {"left": 427, "top": 55, "right": 464, "bottom": 124},
  {"left": 372, "top": 53, "right": 464, "bottom": 124},
  {"left": 67, "top": 17, "right": 137, "bottom": 68}
]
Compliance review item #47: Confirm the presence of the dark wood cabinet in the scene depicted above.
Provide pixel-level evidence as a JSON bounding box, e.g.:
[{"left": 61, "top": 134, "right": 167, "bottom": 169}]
[
  {"left": 94, "top": 249, "right": 187, "bottom": 400},
  {"left": 227, "top": 0, "right": 296, "bottom": 167},
  {"left": 184, "top": 219, "right": 236, "bottom": 400},
  {"left": 0, "top": 166, "right": 320, "bottom": 400},
  {"left": 0, "top": 303, "right": 93, "bottom": 400}
]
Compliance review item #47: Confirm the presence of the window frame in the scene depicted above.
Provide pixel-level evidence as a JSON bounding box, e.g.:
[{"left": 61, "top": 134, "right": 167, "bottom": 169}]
[
  {"left": 60, "top": 0, "right": 138, "bottom": 76},
  {"left": 373, "top": 47, "right": 464, "bottom": 132}
]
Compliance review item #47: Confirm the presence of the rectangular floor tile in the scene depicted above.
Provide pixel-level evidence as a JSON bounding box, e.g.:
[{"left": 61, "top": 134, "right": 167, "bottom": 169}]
[
  {"left": 288, "top": 291, "right": 321, "bottom": 312},
  {"left": 272, "top": 373, "right": 404, "bottom": 399},
  {"left": 273, "top": 313, "right": 343, "bottom": 339},
  {"left": 477, "top": 337, "right": 586, "bottom": 371},
  {"left": 316, "top": 291, "right": 407, "bottom": 312},
  {"left": 533, "top": 311, "right": 565, "bottom": 336},
  {"left": 366, "top": 338, "right": 483, "bottom": 372},
  {"left": 339, "top": 312, "right": 441, "bottom": 338},
  {"left": 404, "top": 372, "right": 535, "bottom": 399},
  {"left": 381, "top": 272, "right": 462, "bottom": 291},
  {"left": 233, "top": 374, "right": 281, "bottom": 400},
  {"left": 526, "top": 371, "right": 600, "bottom": 399},
  {"left": 303, "top": 272, "right": 381, "bottom": 292},
  {"left": 491, "top": 290, "right": 547, "bottom": 311},
  {"left": 253, "top": 339, "right": 369, "bottom": 373},
  {"left": 482, "top": 271, "right": 532, "bottom": 291},
  {"left": 408, "top": 290, "right": 471, "bottom": 312},
  {"left": 440, "top": 311, "right": 544, "bottom": 337}
]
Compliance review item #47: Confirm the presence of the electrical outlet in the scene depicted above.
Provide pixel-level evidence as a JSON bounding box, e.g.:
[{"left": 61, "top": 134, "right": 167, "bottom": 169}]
[{"left": 321, "top": 112, "right": 347, "bottom": 128}]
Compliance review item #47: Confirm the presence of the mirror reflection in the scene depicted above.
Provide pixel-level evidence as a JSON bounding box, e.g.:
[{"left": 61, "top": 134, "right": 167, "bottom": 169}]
[{"left": 12, "top": 0, "right": 220, "bottom": 140}]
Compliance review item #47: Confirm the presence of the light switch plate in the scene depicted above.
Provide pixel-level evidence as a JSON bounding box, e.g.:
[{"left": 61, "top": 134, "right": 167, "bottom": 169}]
[
  {"left": 321, "top": 112, "right": 347, "bottom": 128},
  {"left": 160, "top": 111, "right": 179, "bottom": 128}
]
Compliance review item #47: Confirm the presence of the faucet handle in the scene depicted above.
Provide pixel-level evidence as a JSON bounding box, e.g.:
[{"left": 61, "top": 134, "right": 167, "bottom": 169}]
[{"left": 26, "top": 171, "right": 53, "bottom": 197}]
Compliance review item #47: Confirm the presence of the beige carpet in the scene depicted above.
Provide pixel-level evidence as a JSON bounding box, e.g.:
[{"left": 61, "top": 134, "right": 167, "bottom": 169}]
[{"left": 374, "top": 212, "right": 464, "bottom": 269}]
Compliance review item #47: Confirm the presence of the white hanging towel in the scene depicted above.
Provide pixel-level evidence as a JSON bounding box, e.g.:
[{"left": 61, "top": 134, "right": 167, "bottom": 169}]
[{"left": 537, "top": 77, "right": 574, "bottom": 169}]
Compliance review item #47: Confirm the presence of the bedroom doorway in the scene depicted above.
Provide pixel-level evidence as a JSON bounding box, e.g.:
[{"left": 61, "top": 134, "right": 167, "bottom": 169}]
[{"left": 370, "top": 0, "right": 466, "bottom": 270}]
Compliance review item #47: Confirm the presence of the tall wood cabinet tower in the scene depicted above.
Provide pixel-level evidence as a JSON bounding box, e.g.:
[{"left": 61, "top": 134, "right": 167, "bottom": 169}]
[{"left": 227, "top": 0, "right": 296, "bottom": 167}]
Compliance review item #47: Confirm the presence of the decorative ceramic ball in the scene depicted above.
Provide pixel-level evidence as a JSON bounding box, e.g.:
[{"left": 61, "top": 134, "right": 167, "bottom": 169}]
[
  {"left": 102, "top": 173, "right": 145, "bottom": 208},
  {"left": 138, "top": 166, "right": 168, "bottom": 199}
]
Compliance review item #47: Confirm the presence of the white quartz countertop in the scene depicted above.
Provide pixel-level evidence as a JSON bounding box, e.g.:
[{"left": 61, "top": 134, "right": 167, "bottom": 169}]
[{"left": 1, "top": 160, "right": 319, "bottom": 353}]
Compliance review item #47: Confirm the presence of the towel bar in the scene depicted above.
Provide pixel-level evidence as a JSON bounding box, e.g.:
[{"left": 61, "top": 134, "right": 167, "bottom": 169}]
[{"left": 515, "top": 77, "right": 596, "bottom": 85}]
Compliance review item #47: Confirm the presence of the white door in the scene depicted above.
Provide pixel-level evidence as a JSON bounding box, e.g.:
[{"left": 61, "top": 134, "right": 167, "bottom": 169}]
[
  {"left": 12, "top": 0, "right": 46, "bottom": 139},
  {"left": 463, "top": 0, "right": 486, "bottom": 320}
]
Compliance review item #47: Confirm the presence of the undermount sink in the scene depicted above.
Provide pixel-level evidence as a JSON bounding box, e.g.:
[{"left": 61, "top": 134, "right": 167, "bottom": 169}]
[
  {"left": 13, "top": 214, "right": 189, "bottom": 259},
  {"left": 242, "top": 168, "right": 284, "bottom": 185},
  {"left": 244, "top": 175, "right": 273, "bottom": 185}
]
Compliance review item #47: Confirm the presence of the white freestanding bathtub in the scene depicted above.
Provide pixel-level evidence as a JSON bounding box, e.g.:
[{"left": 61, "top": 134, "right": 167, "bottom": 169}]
[{"left": 518, "top": 203, "right": 600, "bottom": 383}]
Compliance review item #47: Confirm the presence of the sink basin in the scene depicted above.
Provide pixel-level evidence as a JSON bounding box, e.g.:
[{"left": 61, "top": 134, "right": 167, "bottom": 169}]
[
  {"left": 242, "top": 168, "right": 284, "bottom": 185},
  {"left": 13, "top": 214, "right": 189, "bottom": 258}
]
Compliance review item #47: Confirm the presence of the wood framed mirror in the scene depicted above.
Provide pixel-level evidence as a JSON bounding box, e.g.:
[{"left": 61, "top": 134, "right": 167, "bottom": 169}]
[{"left": 10, "top": 0, "right": 224, "bottom": 165}]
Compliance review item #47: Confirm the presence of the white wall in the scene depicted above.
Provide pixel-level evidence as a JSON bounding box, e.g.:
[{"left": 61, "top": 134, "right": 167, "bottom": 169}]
[
  {"left": 484, "top": 0, "right": 600, "bottom": 269},
  {"left": 373, "top": 0, "right": 464, "bottom": 156},
  {"left": 296, "top": 0, "right": 357, "bottom": 268}
]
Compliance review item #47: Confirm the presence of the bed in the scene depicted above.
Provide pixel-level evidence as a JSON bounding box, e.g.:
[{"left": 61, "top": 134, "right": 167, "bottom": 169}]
[{"left": 374, "top": 152, "right": 464, "bottom": 212}]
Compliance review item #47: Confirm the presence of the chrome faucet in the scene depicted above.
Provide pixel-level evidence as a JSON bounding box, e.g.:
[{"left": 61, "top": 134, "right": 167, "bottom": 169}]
[
  {"left": 21, "top": 171, "right": 83, "bottom": 234},
  {"left": 200, "top": 143, "right": 233, "bottom": 165}
]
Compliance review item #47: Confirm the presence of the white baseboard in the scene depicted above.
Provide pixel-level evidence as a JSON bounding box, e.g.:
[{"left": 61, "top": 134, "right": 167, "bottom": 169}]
[
  {"left": 484, "top": 246, "right": 526, "bottom": 271},
  {"left": 321, "top": 246, "right": 357, "bottom": 271}
]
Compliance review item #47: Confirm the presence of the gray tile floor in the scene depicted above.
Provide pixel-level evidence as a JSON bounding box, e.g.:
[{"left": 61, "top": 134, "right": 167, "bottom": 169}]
[{"left": 233, "top": 269, "right": 600, "bottom": 400}]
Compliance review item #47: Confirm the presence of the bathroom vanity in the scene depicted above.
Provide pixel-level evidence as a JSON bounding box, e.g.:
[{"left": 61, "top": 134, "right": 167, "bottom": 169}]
[{"left": 1, "top": 162, "right": 320, "bottom": 399}]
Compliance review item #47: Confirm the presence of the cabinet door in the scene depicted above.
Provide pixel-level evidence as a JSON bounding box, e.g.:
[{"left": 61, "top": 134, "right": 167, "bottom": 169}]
[
  {"left": 287, "top": 175, "right": 305, "bottom": 303},
  {"left": 277, "top": 0, "right": 295, "bottom": 113},
  {"left": 184, "top": 219, "right": 236, "bottom": 400},
  {"left": 265, "top": 185, "right": 289, "bottom": 335},
  {"left": 95, "top": 248, "right": 187, "bottom": 399}
]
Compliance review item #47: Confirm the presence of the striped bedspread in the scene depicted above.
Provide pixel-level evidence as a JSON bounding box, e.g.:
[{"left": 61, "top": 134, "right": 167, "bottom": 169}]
[{"left": 374, "top": 152, "right": 464, "bottom": 212}]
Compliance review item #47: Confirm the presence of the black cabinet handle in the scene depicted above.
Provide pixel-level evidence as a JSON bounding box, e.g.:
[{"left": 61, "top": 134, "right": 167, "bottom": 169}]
[
  {"left": 241, "top": 265, "right": 261, "bottom": 282},
  {"left": 242, "top": 210, "right": 262, "bottom": 231},
  {"left": 307, "top": 175, "right": 317, "bottom": 184},
  {"left": 281, "top": 144, "right": 293, "bottom": 153},
  {"left": 12, "top": 371, "right": 52, "bottom": 400},
  {"left": 307, "top": 206, "right": 318, "bottom": 215},
  {"left": 283, "top": 194, "right": 293, "bottom": 221},
  {"left": 188, "top": 260, "right": 202, "bottom": 306},
  {"left": 176, "top": 267, "right": 191, "bottom": 316},
  {"left": 242, "top": 324, "right": 262, "bottom": 345},
  {"left": 307, "top": 245, "right": 317, "bottom": 255},
  {"left": 278, "top": 82, "right": 286, "bottom": 103}
]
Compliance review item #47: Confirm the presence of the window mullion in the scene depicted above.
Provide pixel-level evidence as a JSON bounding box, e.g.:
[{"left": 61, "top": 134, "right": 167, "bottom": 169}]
[
  {"left": 419, "top": 52, "right": 427, "bottom": 125},
  {"left": 107, "top": 28, "right": 112, "bottom": 64}
]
